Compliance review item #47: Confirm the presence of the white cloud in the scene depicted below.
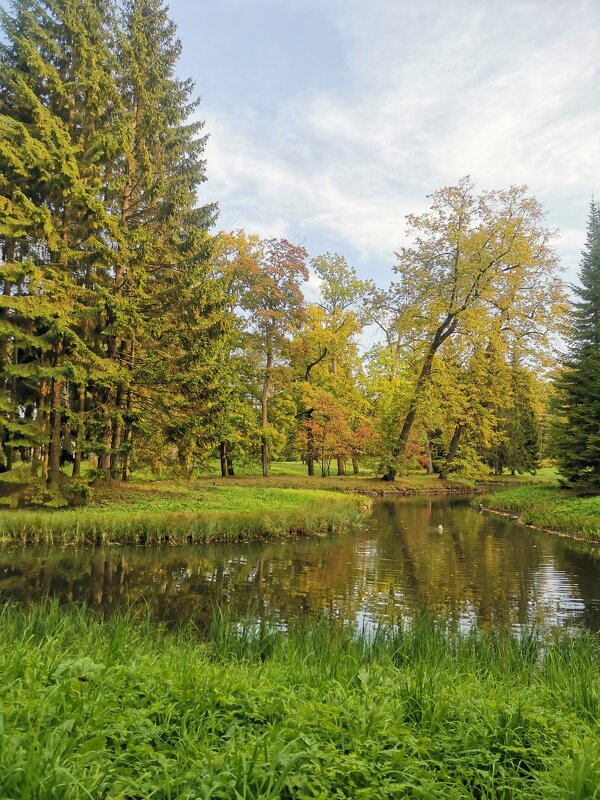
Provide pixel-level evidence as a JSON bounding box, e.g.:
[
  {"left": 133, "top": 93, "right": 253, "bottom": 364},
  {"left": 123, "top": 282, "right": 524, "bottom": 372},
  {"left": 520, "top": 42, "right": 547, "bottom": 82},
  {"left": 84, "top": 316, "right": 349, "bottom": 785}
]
[{"left": 199, "top": 0, "right": 600, "bottom": 285}]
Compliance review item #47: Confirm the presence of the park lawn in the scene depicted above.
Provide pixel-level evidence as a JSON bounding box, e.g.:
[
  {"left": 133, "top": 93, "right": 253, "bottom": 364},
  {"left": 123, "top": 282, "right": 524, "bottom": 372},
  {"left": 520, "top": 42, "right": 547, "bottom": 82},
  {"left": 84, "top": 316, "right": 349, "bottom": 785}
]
[
  {"left": 191, "top": 472, "right": 476, "bottom": 494},
  {"left": 480, "top": 485, "right": 600, "bottom": 541},
  {"left": 0, "top": 482, "right": 371, "bottom": 545},
  {"left": 0, "top": 603, "right": 599, "bottom": 799},
  {"left": 487, "top": 466, "right": 559, "bottom": 484},
  {"left": 200, "top": 459, "right": 377, "bottom": 478}
]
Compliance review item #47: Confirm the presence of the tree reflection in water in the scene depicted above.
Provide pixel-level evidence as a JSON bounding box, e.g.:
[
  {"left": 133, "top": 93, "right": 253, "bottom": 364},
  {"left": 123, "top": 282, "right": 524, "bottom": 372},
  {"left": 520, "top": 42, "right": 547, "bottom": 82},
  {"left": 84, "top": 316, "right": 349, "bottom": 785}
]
[{"left": 1, "top": 497, "right": 600, "bottom": 633}]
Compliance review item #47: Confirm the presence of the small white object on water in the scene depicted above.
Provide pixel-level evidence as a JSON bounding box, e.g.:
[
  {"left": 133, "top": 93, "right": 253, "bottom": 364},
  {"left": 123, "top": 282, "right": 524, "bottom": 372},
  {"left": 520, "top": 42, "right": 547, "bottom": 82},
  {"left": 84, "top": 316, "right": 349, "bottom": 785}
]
[{"left": 437, "top": 524, "right": 444, "bottom": 533}]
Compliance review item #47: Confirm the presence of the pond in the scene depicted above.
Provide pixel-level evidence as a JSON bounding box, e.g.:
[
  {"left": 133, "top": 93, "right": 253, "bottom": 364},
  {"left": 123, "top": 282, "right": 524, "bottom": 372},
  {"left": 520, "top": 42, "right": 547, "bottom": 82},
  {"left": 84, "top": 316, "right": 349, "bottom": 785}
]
[{"left": 1, "top": 496, "right": 600, "bottom": 632}]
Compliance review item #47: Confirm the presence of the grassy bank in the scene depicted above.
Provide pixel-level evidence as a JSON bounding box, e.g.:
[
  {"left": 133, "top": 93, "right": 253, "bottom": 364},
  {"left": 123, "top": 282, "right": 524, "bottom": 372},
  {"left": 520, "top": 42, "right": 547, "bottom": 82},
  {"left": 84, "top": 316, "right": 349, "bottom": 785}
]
[
  {"left": 1, "top": 604, "right": 599, "bottom": 798},
  {"left": 480, "top": 485, "right": 600, "bottom": 541},
  {"left": 0, "top": 483, "right": 371, "bottom": 545},
  {"left": 193, "top": 473, "right": 477, "bottom": 494}
]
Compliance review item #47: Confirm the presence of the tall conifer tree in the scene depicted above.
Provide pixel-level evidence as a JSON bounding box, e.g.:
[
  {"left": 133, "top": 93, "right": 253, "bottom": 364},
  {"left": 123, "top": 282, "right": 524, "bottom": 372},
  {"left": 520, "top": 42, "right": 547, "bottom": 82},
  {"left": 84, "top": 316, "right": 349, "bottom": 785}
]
[
  {"left": 0, "top": 0, "right": 122, "bottom": 484},
  {"left": 113, "top": 0, "right": 222, "bottom": 478},
  {"left": 1, "top": 0, "right": 223, "bottom": 487},
  {"left": 554, "top": 200, "right": 600, "bottom": 489}
]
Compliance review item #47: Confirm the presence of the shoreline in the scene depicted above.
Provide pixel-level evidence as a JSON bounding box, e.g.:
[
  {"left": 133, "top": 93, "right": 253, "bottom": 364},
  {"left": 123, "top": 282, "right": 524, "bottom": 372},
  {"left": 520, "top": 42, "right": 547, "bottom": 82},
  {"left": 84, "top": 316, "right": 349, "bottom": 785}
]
[
  {"left": 477, "top": 503, "right": 598, "bottom": 545},
  {"left": 1, "top": 475, "right": 574, "bottom": 547},
  {"left": 477, "top": 485, "right": 600, "bottom": 544},
  {"left": 0, "top": 484, "right": 373, "bottom": 546}
]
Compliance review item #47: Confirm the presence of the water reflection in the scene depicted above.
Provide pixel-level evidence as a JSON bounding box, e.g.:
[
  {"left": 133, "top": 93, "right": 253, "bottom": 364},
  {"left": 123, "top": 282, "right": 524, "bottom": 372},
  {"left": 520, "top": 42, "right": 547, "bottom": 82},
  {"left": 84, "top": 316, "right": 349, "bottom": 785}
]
[{"left": 1, "top": 497, "right": 600, "bottom": 632}]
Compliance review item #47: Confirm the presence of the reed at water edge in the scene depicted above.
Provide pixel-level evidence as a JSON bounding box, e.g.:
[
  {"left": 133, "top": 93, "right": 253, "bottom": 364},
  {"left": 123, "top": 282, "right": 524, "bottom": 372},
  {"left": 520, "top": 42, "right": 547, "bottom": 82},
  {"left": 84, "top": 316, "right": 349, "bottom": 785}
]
[{"left": 0, "top": 486, "right": 371, "bottom": 545}]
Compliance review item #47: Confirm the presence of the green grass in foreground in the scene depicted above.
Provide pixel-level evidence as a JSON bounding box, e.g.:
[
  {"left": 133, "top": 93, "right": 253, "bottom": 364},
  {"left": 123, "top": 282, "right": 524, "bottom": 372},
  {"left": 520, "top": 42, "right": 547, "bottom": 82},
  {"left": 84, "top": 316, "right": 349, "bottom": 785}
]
[
  {"left": 1, "top": 604, "right": 599, "bottom": 799},
  {"left": 0, "top": 484, "right": 371, "bottom": 545},
  {"left": 480, "top": 485, "right": 600, "bottom": 541}
]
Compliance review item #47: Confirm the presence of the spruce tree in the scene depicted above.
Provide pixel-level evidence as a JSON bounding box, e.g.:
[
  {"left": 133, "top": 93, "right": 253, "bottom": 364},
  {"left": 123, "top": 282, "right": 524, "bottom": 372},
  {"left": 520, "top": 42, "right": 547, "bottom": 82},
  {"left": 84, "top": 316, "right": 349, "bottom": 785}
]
[
  {"left": 0, "top": 0, "right": 122, "bottom": 485},
  {"left": 503, "top": 365, "right": 541, "bottom": 475},
  {"left": 113, "top": 0, "right": 221, "bottom": 478},
  {"left": 554, "top": 200, "right": 600, "bottom": 490},
  {"left": 1, "top": 0, "right": 223, "bottom": 486}
]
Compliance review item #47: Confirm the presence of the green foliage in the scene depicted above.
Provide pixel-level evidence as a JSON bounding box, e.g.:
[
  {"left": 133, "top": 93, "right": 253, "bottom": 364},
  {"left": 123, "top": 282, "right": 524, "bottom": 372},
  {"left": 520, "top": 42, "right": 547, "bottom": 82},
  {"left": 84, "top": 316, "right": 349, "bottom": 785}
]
[
  {"left": 368, "top": 179, "right": 565, "bottom": 480},
  {"left": 1, "top": 603, "right": 600, "bottom": 797},
  {"left": 485, "top": 363, "right": 542, "bottom": 476},
  {"left": 554, "top": 200, "right": 600, "bottom": 490},
  {"left": 63, "top": 480, "right": 93, "bottom": 507},
  {"left": 0, "top": 0, "right": 570, "bottom": 491},
  {"left": 0, "top": 0, "right": 222, "bottom": 484}
]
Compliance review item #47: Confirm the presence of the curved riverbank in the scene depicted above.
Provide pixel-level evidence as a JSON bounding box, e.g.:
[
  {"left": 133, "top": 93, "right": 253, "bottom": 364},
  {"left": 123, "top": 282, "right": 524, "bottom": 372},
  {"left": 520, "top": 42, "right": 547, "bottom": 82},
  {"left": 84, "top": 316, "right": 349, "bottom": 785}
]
[
  {"left": 479, "top": 486, "right": 600, "bottom": 543},
  {"left": 0, "top": 473, "right": 567, "bottom": 547},
  {"left": 1, "top": 603, "right": 600, "bottom": 798},
  {"left": 0, "top": 484, "right": 371, "bottom": 545},
  {"left": 195, "top": 474, "right": 478, "bottom": 495}
]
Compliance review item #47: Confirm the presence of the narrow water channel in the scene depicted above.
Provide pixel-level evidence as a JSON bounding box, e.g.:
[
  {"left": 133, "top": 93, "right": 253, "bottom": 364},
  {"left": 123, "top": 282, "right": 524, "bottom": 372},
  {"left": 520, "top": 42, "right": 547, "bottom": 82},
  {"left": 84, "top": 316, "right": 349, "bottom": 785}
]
[{"left": 2, "top": 496, "right": 600, "bottom": 632}]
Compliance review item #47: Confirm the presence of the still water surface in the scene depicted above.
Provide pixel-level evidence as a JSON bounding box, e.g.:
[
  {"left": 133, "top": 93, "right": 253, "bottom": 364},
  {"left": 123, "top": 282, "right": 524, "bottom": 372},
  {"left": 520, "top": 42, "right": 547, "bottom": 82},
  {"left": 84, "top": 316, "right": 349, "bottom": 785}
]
[{"left": 2, "top": 496, "right": 600, "bottom": 632}]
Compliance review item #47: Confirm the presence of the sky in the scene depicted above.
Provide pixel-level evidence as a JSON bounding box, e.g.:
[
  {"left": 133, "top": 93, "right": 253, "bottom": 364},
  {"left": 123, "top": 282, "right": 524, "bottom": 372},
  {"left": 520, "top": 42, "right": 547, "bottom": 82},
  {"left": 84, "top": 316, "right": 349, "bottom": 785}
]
[{"left": 170, "top": 0, "right": 600, "bottom": 289}]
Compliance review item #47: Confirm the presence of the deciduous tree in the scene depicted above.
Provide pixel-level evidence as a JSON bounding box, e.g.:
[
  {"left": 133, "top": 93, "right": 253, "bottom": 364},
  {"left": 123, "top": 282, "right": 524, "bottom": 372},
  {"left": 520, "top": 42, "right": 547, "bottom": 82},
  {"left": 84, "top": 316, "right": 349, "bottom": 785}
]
[{"left": 381, "top": 179, "right": 563, "bottom": 480}]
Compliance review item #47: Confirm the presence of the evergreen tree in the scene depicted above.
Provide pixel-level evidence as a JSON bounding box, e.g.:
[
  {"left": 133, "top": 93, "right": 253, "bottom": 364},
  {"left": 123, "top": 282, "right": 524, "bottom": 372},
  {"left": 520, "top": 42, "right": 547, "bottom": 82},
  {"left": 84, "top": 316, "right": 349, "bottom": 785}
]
[
  {"left": 111, "top": 0, "right": 220, "bottom": 479},
  {"left": 486, "top": 364, "right": 541, "bottom": 475},
  {"left": 554, "top": 200, "right": 600, "bottom": 490},
  {"left": 0, "top": 0, "right": 222, "bottom": 489},
  {"left": 0, "top": 0, "right": 122, "bottom": 485}
]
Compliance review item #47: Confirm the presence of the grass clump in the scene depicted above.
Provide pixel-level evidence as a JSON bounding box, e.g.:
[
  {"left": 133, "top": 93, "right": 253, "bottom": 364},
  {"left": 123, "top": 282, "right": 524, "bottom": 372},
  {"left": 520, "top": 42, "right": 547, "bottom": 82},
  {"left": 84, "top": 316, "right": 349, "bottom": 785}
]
[
  {"left": 1, "top": 603, "right": 600, "bottom": 798},
  {"left": 0, "top": 483, "right": 371, "bottom": 545},
  {"left": 480, "top": 485, "right": 600, "bottom": 541}
]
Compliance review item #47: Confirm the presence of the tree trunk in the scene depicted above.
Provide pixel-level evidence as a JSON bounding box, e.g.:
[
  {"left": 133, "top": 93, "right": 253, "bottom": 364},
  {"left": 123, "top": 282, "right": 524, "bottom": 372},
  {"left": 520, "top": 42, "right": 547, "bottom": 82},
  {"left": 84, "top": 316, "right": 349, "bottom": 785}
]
[
  {"left": 260, "top": 444, "right": 269, "bottom": 478},
  {"left": 110, "top": 341, "right": 128, "bottom": 479},
  {"left": 48, "top": 394, "right": 62, "bottom": 486},
  {"left": 440, "top": 423, "right": 464, "bottom": 479},
  {"left": 121, "top": 420, "right": 131, "bottom": 481},
  {"left": 73, "top": 385, "right": 85, "bottom": 479},
  {"left": 384, "top": 315, "right": 458, "bottom": 480},
  {"left": 33, "top": 381, "right": 49, "bottom": 478},
  {"left": 99, "top": 409, "right": 112, "bottom": 480},
  {"left": 2, "top": 257, "right": 16, "bottom": 470},
  {"left": 305, "top": 411, "right": 316, "bottom": 477},
  {"left": 220, "top": 440, "right": 228, "bottom": 477},
  {"left": 384, "top": 353, "right": 434, "bottom": 480},
  {"left": 41, "top": 444, "right": 49, "bottom": 482},
  {"left": 121, "top": 391, "right": 132, "bottom": 482},
  {"left": 226, "top": 449, "right": 235, "bottom": 476},
  {"left": 425, "top": 432, "right": 434, "bottom": 474},
  {"left": 306, "top": 423, "right": 315, "bottom": 476},
  {"left": 20, "top": 403, "right": 33, "bottom": 463},
  {"left": 47, "top": 341, "right": 64, "bottom": 487},
  {"left": 336, "top": 456, "right": 346, "bottom": 476},
  {"left": 352, "top": 456, "right": 359, "bottom": 475},
  {"left": 110, "top": 383, "right": 124, "bottom": 479},
  {"left": 121, "top": 338, "right": 135, "bottom": 482},
  {"left": 0, "top": 241, "right": 13, "bottom": 370},
  {"left": 261, "top": 343, "right": 273, "bottom": 478},
  {"left": 5, "top": 436, "right": 13, "bottom": 471}
]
